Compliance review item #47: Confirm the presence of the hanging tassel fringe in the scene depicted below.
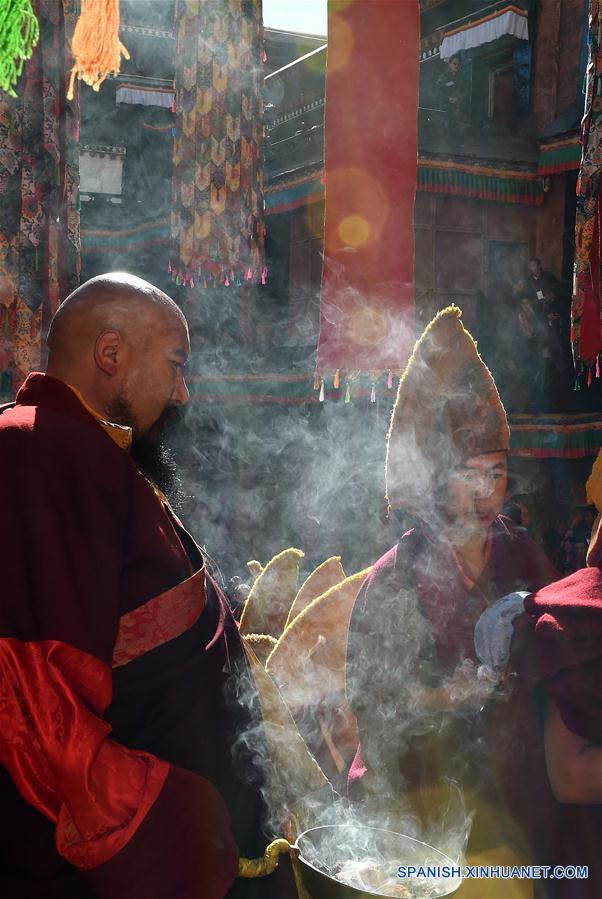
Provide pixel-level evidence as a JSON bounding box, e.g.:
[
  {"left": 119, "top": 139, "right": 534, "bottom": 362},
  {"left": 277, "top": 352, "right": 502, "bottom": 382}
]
[
  {"left": 169, "top": 264, "right": 265, "bottom": 289},
  {"left": 344, "top": 380, "right": 351, "bottom": 404},
  {"left": 319, "top": 380, "right": 325, "bottom": 403},
  {"left": 333, "top": 370, "right": 340, "bottom": 389},
  {"left": 67, "top": 0, "right": 129, "bottom": 100},
  {"left": 0, "top": 0, "right": 40, "bottom": 98}
]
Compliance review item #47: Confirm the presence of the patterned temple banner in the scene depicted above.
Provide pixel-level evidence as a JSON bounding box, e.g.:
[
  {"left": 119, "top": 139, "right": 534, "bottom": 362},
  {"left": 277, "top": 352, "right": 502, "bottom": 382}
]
[
  {"left": 572, "top": 0, "right": 602, "bottom": 367},
  {"left": 169, "top": 0, "right": 266, "bottom": 289},
  {"left": 0, "top": 0, "right": 80, "bottom": 398},
  {"left": 317, "top": 0, "right": 420, "bottom": 376}
]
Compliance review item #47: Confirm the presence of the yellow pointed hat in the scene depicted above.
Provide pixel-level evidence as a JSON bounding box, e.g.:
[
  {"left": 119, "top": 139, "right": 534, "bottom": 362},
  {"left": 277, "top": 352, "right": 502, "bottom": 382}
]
[
  {"left": 586, "top": 450, "right": 602, "bottom": 567},
  {"left": 385, "top": 306, "right": 509, "bottom": 515},
  {"left": 586, "top": 449, "right": 602, "bottom": 512}
]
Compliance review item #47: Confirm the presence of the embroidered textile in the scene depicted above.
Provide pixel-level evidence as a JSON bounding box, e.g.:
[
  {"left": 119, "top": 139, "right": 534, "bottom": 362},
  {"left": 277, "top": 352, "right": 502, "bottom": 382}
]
[
  {"left": 0, "top": 0, "right": 80, "bottom": 398},
  {"left": 112, "top": 565, "right": 207, "bottom": 667},
  {"left": 572, "top": 0, "right": 602, "bottom": 364},
  {"left": 169, "top": 0, "right": 266, "bottom": 288},
  {"left": 0, "top": 638, "right": 168, "bottom": 869}
]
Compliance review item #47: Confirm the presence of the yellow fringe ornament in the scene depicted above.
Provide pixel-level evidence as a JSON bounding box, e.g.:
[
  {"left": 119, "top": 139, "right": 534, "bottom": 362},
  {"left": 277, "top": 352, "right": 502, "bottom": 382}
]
[
  {"left": 0, "top": 0, "right": 40, "bottom": 98},
  {"left": 67, "top": 0, "right": 129, "bottom": 100}
]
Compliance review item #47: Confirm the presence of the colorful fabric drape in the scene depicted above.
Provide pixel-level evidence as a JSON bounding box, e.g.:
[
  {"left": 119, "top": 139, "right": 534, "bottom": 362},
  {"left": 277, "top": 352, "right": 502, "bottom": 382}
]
[
  {"left": 418, "top": 158, "right": 543, "bottom": 204},
  {"left": 265, "top": 160, "right": 544, "bottom": 217},
  {"left": 538, "top": 136, "right": 581, "bottom": 176},
  {"left": 169, "top": 0, "right": 266, "bottom": 289},
  {"left": 572, "top": 0, "right": 602, "bottom": 366},
  {"left": 317, "top": 0, "right": 420, "bottom": 376},
  {"left": 0, "top": 0, "right": 80, "bottom": 398}
]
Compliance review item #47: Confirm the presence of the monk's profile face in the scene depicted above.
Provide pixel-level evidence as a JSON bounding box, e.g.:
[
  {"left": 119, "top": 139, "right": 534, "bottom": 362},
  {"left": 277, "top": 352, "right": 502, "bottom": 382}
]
[
  {"left": 46, "top": 274, "right": 191, "bottom": 445},
  {"left": 116, "top": 310, "right": 190, "bottom": 439},
  {"left": 445, "top": 451, "right": 508, "bottom": 534}
]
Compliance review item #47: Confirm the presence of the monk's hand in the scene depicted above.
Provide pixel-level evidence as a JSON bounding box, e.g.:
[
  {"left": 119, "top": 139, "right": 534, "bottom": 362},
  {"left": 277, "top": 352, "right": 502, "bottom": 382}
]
[{"left": 443, "top": 659, "right": 497, "bottom": 710}]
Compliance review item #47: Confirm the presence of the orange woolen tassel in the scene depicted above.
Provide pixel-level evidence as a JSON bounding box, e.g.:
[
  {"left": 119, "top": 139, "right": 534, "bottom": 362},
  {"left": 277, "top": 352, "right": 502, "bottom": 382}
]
[{"left": 67, "top": 0, "right": 129, "bottom": 100}]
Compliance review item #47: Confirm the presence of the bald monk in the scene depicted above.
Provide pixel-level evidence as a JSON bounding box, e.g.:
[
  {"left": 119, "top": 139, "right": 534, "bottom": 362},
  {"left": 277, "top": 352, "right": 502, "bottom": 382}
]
[{"left": 0, "top": 274, "right": 292, "bottom": 899}]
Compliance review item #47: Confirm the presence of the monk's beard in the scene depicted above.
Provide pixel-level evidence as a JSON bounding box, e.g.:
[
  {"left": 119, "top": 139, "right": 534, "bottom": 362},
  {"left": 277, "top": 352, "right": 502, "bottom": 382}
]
[
  {"left": 130, "top": 436, "right": 184, "bottom": 508},
  {"left": 106, "top": 394, "right": 184, "bottom": 508}
]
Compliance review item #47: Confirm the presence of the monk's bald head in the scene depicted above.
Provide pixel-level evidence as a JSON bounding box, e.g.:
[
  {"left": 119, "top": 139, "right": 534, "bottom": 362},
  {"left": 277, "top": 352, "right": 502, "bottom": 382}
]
[
  {"left": 47, "top": 272, "right": 186, "bottom": 365},
  {"left": 46, "top": 272, "right": 190, "bottom": 438}
]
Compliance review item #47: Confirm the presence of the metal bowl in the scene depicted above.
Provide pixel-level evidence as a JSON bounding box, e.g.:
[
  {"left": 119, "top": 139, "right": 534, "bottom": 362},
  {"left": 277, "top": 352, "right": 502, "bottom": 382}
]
[{"left": 295, "top": 824, "right": 462, "bottom": 899}]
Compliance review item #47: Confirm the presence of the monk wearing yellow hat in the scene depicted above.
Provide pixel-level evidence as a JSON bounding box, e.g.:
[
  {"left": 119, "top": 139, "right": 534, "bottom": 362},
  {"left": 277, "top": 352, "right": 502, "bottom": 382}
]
[{"left": 346, "top": 307, "right": 558, "bottom": 893}]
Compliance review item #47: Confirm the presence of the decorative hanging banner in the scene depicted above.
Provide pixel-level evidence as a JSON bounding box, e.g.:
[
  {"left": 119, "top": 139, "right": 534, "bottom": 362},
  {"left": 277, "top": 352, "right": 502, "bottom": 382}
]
[
  {"left": 538, "top": 136, "right": 581, "bottom": 175},
  {"left": 169, "top": 0, "right": 266, "bottom": 289},
  {"left": 0, "top": 0, "right": 80, "bottom": 398},
  {"left": 317, "top": 0, "right": 419, "bottom": 376},
  {"left": 439, "top": 4, "right": 528, "bottom": 61},
  {"left": 417, "top": 158, "right": 543, "bottom": 204},
  {"left": 116, "top": 84, "right": 175, "bottom": 108},
  {"left": 572, "top": 0, "right": 602, "bottom": 366},
  {"left": 265, "top": 158, "right": 545, "bottom": 216}
]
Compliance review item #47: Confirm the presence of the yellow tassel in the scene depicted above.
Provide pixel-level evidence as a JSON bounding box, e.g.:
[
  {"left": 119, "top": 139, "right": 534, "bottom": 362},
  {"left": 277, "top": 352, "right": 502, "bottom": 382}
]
[{"left": 67, "top": 0, "right": 129, "bottom": 100}]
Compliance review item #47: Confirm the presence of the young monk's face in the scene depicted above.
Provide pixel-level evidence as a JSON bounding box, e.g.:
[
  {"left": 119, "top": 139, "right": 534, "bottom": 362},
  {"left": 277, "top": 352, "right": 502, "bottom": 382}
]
[{"left": 445, "top": 451, "right": 508, "bottom": 533}]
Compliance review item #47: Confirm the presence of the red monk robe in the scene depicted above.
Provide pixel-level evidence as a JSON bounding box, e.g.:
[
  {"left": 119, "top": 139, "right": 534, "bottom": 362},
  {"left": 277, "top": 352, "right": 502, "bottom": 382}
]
[
  {"left": 345, "top": 307, "right": 561, "bottom": 881},
  {"left": 0, "top": 374, "right": 290, "bottom": 899},
  {"left": 346, "top": 516, "right": 558, "bottom": 865},
  {"left": 513, "top": 567, "right": 602, "bottom": 898}
]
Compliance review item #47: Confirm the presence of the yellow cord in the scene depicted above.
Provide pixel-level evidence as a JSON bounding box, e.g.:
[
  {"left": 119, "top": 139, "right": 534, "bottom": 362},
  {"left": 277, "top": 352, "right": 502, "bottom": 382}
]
[{"left": 238, "top": 838, "right": 292, "bottom": 878}]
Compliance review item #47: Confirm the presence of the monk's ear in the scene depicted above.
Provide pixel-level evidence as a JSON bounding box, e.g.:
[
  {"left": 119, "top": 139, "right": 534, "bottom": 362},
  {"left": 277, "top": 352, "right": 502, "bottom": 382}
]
[{"left": 94, "top": 330, "right": 126, "bottom": 377}]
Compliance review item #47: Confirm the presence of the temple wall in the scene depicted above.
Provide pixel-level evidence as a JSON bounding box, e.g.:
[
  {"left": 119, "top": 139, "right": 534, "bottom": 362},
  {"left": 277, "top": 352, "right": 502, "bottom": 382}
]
[{"left": 532, "top": 0, "right": 585, "bottom": 131}]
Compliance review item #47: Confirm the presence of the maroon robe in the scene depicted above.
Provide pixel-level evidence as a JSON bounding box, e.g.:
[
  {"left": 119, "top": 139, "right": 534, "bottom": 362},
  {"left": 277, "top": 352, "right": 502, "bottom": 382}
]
[
  {"left": 346, "top": 519, "right": 558, "bottom": 863},
  {"left": 0, "top": 374, "right": 291, "bottom": 899},
  {"left": 513, "top": 567, "right": 602, "bottom": 898}
]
